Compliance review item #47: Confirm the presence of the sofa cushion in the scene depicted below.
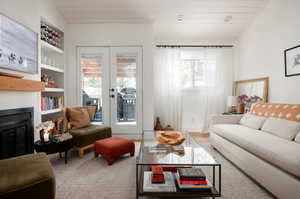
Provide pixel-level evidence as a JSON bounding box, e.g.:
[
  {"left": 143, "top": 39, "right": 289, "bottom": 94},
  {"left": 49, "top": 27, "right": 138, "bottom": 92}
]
[
  {"left": 0, "top": 153, "right": 55, "bottom": 199},
  {"left": 239, "top": 113, "right": 266, "bottom": 130},
  {"left": 261, "top": 117, "right": 300, "bottom": 141},
  {"left": 250, "top": 103, "right": 300, "bottom": 123},
  {"left": 67, "top": 107, "right": 91, "bottom": 129},
  {"left": 69, "top": 125, "right": 112, "bottom": 147},
  {"left": 294, "top": 132, "right": 300, "bottom": 144},
  {"left": 212, "top": 124, "right": 300, "bottom": 177}
]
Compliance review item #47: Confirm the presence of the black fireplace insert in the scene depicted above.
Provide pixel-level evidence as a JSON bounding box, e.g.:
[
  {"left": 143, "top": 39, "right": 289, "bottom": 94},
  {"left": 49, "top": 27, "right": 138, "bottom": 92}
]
[{"left": 0, "top": 107, "right": 34, "bottom": 159}]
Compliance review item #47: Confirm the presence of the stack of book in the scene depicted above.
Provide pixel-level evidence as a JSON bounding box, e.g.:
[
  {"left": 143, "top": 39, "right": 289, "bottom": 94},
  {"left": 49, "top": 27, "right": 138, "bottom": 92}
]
[
  {"left": 41, "top": 96, "right": 63, "bottom": 111},
  {"left": 143, "top": 171, "right": 176, "bottom": 192},
  {"left": 176, "top": 168, "right": 212, "bottom": 192}
]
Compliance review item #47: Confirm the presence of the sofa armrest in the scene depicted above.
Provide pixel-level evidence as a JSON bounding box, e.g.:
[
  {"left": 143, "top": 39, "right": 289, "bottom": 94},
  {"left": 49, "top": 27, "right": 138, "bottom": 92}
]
[{"left": 209, "top": 114, "right": 243, "bottom": 126}]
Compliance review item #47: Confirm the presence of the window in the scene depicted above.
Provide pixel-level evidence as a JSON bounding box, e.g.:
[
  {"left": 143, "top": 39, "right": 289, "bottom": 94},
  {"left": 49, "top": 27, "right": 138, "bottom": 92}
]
[{"left": 182, "top": 59, "right": 204, "bottom": 88}]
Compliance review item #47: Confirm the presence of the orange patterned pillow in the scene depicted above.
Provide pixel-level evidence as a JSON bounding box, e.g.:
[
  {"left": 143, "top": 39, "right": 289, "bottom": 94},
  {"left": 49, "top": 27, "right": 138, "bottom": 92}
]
[{"left": 250, "top": 103, "right": 300, "bottom": 123}]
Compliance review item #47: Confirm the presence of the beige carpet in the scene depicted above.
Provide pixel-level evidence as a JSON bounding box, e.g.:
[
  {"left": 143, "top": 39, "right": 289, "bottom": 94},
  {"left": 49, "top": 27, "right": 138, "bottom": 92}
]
[{"left": 51, "top": 141, "right": 274, "bottom": 199}]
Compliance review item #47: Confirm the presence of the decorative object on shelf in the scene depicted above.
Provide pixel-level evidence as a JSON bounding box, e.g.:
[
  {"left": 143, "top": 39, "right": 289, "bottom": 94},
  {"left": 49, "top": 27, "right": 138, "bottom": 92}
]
[
  {"left": 0, "top": 14, "right": 38, "bottom": 73},
  {"left": 237, "top": 95, "right": 248, "bottom": 113},
  {"left": 151, "top": 166, "right": 165, "bottom": 184},
  {"left": 52, "top": 117, "right": 65, "bottom": 135},
  {"left": 227, "top": 96, "right": 237, "bottom": 113},
  {"left": 47, "top": 79, "right": 56, "bottom": 88},
  {"left": 41, "top": 74, "right": 49, "bottom": 84},
  {"left": 36, "top": 121, "right": 55, "bottom": 143},
  {"left": 41, "top": 20, "right": 63, "bottom": 50},
  {"left": 156, "top": 131, "right": 185, "bottom": 146},
  {"left": 284, "top": 45, "right": 300, "bottom": 77},
  {"left": 154, "top": 117, "right": 163, "bottom": 130},
  {"left": 0, "top": 72, "right": 23, "bottom": 79},
  {"left": 41, "top": 74, "right": 56, "bottom": 88},
  {"left": 237, "top": 94, "right": 263, "bottom": 113},
  {"left": 163, "top": 125, "right": 174, "bottom": 131},
  {"left": 245, "top": 95, "right": 263, "bottom": 112}
]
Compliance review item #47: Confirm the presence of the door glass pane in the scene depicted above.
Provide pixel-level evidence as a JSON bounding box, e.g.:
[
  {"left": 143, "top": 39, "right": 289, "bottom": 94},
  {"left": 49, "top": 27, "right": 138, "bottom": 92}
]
[
  {"left": 81, "top": 54, "right": 103, "bottom": 122},
  {"left": 116, "top": 53, "right": 137, "bottom": 124}
]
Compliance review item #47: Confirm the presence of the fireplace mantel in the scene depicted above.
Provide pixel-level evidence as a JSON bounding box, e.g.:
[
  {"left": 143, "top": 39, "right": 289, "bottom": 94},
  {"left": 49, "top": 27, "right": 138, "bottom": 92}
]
[{"left": 0, "top": 76, "right": 44, "bottom": 92}]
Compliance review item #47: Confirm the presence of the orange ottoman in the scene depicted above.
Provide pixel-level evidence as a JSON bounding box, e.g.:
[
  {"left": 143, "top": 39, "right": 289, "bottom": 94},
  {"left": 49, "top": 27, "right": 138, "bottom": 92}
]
[{"left": 94, "top": 136, "right": 135, "bottom": 165}]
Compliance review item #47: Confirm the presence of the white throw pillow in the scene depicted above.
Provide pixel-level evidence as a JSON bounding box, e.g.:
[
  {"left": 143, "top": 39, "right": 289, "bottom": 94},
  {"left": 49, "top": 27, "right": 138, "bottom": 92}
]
[
  {"left": 239, "top": 113, "right": 267, "bottom": 130},
  {"left": 261, "top": 118, "right": 300, "bottom": 141},
  {"left": 294, "top": 132, "right": 300, "bottom": 144}
]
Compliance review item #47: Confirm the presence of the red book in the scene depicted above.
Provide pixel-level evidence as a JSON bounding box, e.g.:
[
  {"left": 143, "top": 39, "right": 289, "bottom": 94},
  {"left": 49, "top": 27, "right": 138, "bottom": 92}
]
[
  {"left": 161, "top": 166, "right": 192, "bottom": 172},
  {"left": 179, "top": 180, "right": 208, "bottom": 185}
]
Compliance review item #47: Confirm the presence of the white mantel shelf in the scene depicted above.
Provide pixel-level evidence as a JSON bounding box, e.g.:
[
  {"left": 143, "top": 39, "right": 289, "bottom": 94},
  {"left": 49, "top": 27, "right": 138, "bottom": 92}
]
[{"left": 41, "top": 108, "right": 62, "bottom": 115}]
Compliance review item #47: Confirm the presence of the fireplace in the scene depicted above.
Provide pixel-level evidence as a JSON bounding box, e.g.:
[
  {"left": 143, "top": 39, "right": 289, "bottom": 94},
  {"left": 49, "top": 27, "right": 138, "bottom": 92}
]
[{"left": 0, "top": 107, "right": 34, "bottom": 159}]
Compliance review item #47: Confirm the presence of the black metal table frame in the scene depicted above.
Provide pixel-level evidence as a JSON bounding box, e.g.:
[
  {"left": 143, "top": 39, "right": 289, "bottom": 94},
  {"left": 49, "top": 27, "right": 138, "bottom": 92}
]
[
  {"left": 136, "top": 162, "right": 221, "bottom": 199},
  {"left": 34, "top": 139, "right": 73, "bottom": 164},
  {"left": 58, "top": 151, "right": 69, "bottom": 164}
]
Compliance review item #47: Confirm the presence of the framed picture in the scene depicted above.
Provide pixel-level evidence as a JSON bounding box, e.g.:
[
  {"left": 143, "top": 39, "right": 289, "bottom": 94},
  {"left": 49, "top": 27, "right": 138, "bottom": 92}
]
[
  {"left": 284, "top": 45, "right": 300, "bottom": 77},
  {"left": 0, "top": 14, "right": 38, "bottom": 74}
]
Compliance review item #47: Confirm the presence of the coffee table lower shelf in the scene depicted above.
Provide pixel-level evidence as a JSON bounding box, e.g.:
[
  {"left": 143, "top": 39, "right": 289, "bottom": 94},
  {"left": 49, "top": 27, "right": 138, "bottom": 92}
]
[
  {"left": 136, "top": 165, "right": 221, "bottom": 199},
  {"left": 139, "top": 187, "right": 220, "bottom": 198}
]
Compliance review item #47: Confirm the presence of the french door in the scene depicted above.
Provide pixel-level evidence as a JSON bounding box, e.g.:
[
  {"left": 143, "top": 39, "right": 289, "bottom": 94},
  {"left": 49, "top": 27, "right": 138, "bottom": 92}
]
[{"left": 78, "top": 46, "right": 142, "bottom": 135}]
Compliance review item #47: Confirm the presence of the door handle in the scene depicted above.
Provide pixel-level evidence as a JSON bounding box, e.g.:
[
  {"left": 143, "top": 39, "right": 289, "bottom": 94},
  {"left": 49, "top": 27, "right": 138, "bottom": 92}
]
[
  {"left": 110, "top": 94, "right": 115, "bottom": 98},
  {"left": 110, "top": 88, "right": 115, "bottom": 92}
]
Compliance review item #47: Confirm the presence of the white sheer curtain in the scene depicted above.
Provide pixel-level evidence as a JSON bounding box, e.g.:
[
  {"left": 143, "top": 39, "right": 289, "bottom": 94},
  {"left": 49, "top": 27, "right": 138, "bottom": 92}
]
[
  {"left": 154, "top": 48, "right": 184, "bottom": 130},
  {"left": 154, "top": 47, "right": 233, "bottom": 132}
]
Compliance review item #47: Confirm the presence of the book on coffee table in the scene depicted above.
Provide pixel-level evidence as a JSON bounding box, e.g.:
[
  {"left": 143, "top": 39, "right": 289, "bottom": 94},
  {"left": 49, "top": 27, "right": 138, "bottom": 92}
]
[
  {"left": 143, "top": 172, "right": 176, "bottom": 192},
  {"left": 178, "top": 168, "right": 206, "bottom": 180}
]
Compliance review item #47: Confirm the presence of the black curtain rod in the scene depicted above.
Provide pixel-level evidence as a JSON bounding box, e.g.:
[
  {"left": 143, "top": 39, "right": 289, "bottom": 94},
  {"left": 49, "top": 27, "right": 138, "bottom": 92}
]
[{"left": 156, "top": 45, "right": 234, "bottom": 48}]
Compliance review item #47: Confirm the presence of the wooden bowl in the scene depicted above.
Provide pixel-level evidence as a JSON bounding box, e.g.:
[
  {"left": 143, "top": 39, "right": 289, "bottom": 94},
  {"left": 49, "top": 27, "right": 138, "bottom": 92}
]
[{"left": 156, "top": 131, "right": 185, "bottom": 146}]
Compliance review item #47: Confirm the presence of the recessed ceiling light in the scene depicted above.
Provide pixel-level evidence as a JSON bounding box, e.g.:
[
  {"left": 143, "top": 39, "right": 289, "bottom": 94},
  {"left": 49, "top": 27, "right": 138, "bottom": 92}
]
[
  {"left": 177, "top": 14, "right": 184, "bottom": 22},
  {"left": 224, "top": 15, "right": 233, "bottom": 22}
]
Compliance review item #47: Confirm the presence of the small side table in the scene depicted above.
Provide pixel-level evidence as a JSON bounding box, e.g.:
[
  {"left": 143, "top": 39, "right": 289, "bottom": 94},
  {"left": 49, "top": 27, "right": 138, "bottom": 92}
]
[{"left": 34, "top": 134, "right": 74, "bottom": 164}]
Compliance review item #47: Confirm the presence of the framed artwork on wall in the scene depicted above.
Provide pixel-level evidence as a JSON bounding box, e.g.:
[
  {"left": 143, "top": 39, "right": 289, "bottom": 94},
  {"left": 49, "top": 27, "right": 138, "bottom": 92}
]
[
  {"left": 0, "top": 14, "right": 38, "bottom": 74},
  {"left": 284, "top": 45, "right": 300, "bottom": 77}
]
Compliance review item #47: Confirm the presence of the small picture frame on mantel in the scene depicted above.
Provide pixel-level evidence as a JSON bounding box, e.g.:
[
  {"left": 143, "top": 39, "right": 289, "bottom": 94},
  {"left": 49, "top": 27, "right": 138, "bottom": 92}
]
[{"left": 284, "top": 45, "right": 300, "bottom": 77}]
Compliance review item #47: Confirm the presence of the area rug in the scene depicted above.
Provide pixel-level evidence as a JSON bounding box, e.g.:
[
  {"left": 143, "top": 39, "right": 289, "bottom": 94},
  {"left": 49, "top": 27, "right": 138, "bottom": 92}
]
[{"left": 50, "top": 141, "right": 274, "bottom": 199}]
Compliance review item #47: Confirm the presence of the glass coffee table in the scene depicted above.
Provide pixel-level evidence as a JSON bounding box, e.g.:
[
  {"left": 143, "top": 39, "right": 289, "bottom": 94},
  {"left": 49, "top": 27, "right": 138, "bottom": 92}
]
[{"left": 136, "top": 131, "right": 221, "bottom": 199}]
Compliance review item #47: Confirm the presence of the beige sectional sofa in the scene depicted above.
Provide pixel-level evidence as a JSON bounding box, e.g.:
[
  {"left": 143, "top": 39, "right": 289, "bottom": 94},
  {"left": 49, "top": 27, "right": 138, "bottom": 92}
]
[{"left": 209, "top": 103, "right": 300, "bottom": 199}]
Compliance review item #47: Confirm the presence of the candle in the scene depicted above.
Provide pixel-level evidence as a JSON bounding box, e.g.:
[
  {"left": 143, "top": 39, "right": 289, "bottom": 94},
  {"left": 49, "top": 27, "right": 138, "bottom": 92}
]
[{"left": 44, "top": 132, "right": 50, "bottom": 142}]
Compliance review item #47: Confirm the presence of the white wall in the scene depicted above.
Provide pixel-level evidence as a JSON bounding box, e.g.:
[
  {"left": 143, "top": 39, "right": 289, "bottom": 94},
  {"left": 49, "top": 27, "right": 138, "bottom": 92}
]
[
  {"left": 236, "top": 0, "right": 300, "bottom": 103},
  {"left": 65, "top": 23, "right": 154, "bottom": 132},
  {"left": 0, "top": 0, "right": 65, "bottom": 138}
]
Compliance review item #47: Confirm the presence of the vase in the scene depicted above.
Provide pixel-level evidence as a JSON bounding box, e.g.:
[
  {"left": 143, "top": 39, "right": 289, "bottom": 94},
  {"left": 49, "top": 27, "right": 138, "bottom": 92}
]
[
  {"left": 39, "top": 130, "right": 45, "bottom": 143},
  {"left": 154, "top": 117, "right": 163, "bottom": 130},
  {"left": 239, "top": 103, "right": 245, "bottom": 114}
]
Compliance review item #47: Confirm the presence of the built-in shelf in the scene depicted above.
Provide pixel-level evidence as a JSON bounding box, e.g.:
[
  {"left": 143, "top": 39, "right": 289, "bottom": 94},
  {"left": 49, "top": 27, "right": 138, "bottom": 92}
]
[
  {"left": 41, "top": 108, "right": 62, "bottom": 115},
  {"left": 41, "top": 40, "right": 64, "bottom": 54},
  {"left": 41, "top": 64, "right": 64, "bottom": 73},
  {"left": 0, "top": 76, "right": 44, "bottom": 92},
  {"left": 43, "top": 87, "right": 64, "bottom": 92}
]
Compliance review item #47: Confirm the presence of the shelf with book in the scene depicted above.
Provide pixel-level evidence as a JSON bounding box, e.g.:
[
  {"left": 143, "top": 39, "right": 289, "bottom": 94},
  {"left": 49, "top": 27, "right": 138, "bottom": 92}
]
[{"left": 40, "top": 18, "right": 65, "bottom": 123}]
